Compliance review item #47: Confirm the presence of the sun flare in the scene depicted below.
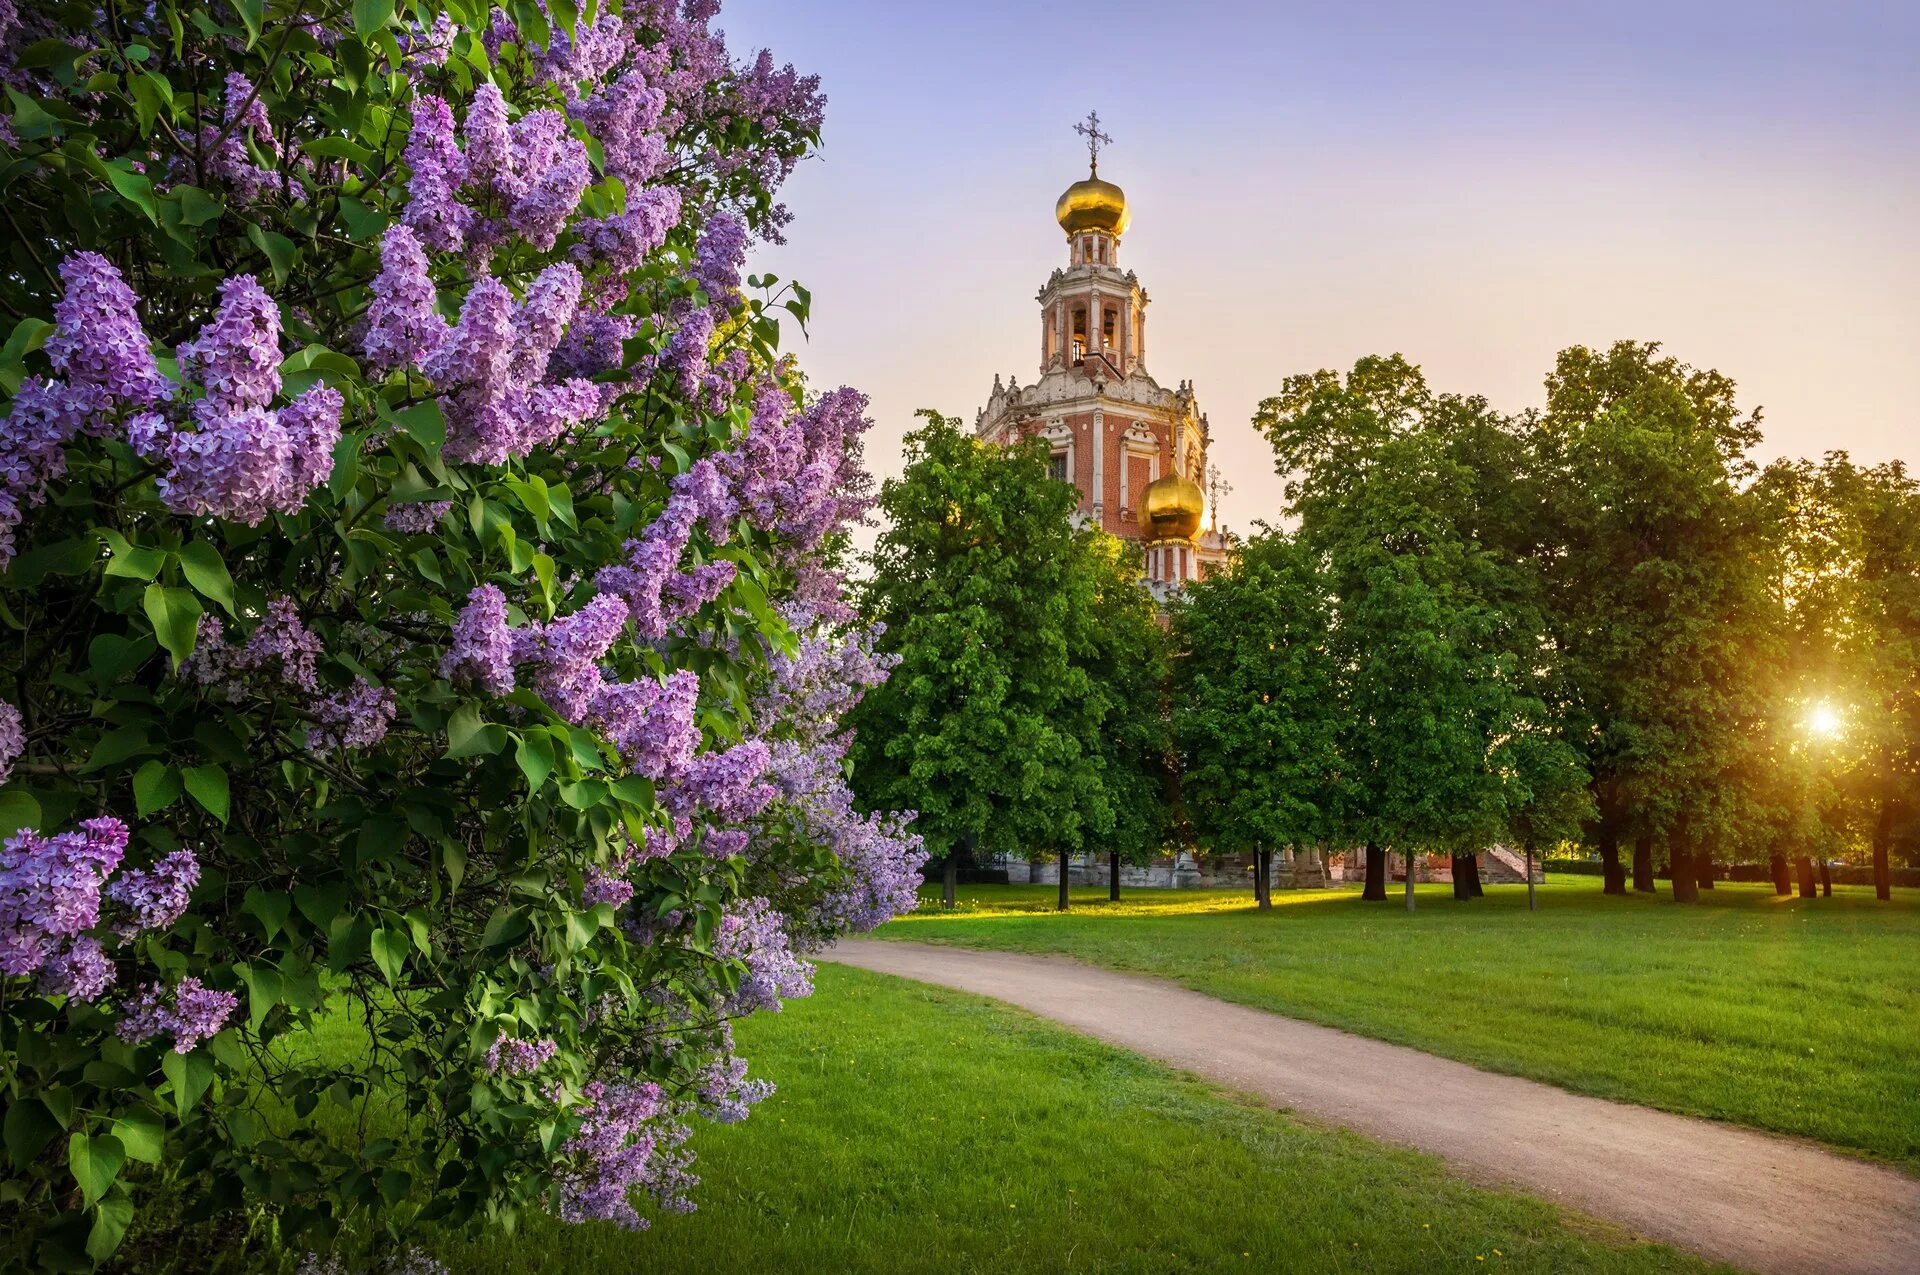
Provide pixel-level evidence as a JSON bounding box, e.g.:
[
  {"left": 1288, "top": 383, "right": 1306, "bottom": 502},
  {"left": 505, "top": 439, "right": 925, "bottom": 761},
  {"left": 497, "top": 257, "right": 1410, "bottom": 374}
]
[{"left": 1803, "top": 701, "right": 1845, "bottom": 740}]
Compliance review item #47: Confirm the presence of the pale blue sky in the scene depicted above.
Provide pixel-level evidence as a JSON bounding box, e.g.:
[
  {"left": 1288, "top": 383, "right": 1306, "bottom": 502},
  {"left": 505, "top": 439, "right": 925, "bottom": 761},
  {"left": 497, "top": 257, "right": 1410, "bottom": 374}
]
[{"left": 728, "top": 0, "right": 1919, "bottom": 532}]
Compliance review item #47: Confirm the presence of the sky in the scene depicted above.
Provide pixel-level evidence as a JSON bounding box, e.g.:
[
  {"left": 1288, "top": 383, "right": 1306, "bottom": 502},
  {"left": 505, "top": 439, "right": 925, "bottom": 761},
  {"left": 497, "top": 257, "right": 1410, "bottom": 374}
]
[{"left": 725, "top": 0, "right": 1919, "bottom": 535}]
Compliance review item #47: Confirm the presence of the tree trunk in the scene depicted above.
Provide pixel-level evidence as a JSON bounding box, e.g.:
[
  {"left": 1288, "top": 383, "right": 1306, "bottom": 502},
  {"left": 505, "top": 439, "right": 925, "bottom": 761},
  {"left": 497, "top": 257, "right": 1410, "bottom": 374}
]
[
  {"left": 1770, "top": 853, "right": 1792, "bottom": 896},
  {"left": 1109, "top": 850, "right": 1120, "bottom": 902},
  {"left": 1466, "top": 855, "right": 1485, "bottom": 898},
  {"left": 1362, "top": 840, "right": 1388, "bottom": 901},
  {"left": 1795, "top": 856, "right": 1816, "bottom": 899},
  {"left": 1450, "top": 854, "right": 1471, "bottom": 901},
  {"left": 942, "top": 853, "right": 958, "bottom": 909},
  {"left": 1057, "top": 851, "right": 1070, "bottom": 912},
  {"left": 1873, "top": 799, "right": 1894, "bottom": 902},
  {"left": 1257, "top": 849, "right": 1271, "bottom": 910},
  {"left": 1525, "top": 845, "right": 1537, "bottom": 912},
  {"left": 1405, "top": 849, "right": 1417, "bottom": 913},
  {"left": 1599, "top": 826, "right": 1626, "bottom": 895},
  {"left": 1632, "top": 835, "right": 1656, "bottom": 893},
  {"left": 1694, "top": 852, "right": 1715, "bottom": 891},
  {"left": 1819, "top": 859, "right": 1832, "bottom": 898},
  {"left": 1669, "top": 832, "right": 1699, "bottom": 904}
]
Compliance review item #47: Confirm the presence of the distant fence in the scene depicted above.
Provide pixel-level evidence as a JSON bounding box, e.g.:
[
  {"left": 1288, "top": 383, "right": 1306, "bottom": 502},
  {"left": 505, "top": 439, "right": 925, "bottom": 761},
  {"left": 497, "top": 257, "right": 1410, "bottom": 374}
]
[{"left": 1543, "top": 858, "right": 1920, "bottom": 889}]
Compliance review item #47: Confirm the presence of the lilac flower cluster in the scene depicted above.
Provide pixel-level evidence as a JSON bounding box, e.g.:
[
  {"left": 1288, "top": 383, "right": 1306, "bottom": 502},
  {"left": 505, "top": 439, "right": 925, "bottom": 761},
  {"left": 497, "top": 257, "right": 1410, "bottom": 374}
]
[
  {"left": 485, "top": 1035, "right": 558, "bottom": 1076},
  {"left": 307, "top": 679, "right": 398, "bottom": 752},
  {"left": 383, "top": 499, "right": 452, "bottom": 533},
  {"left": 693, "top": 1046, "right": 773, "bottom": 1125},
  {"left": 117, "top": 976, "right": 238, "bottom": 1053},
  {"left": 711, "top": 897, "right": 812, "bottom": 1014},
  {"left": 196, "top": 73, "right": 285, "bottom": 203},
  {"left": 105, "top": 849, "right": 199, "bottom": 938},
  {"left": 127, "top": 276, "right": 340, "bottom": 525},
  {"left": 581, "top": 864, "right": 636, "bottom": 910},
  {"left": 595, "top": 459, "right": 740, "bottom": 639},
  {"left": 553, "top": 1079, "right": 697, "bottom": 1230},
  {"left": 232, "top": 598, "right": 323, "bottom": 693},
  {"left": 666, "top": 741, "right": 775, "bottom": 823},
  {"left": 0, "top": 818, "right": 206, "bottom": 1006},
  {"left": 0, "top": 702, "right": 20, "bottom": 784},
  {"left": 402, "top": 11, "right": 455, "bottom": 74},
  {"left": 400, "top": 89, "right": 591, "bottom": 260},
  {"left": 572, "top": 188, "right": 682, "bottom": 275},
  {"left": 722, "top": 383, "right": 876, "bottom": 555},
  {"left": 2, "top": 254, "right": 167, "bottom": 564},
  {"left": 440, "top": 586, "right": 703, "bottom": 779},
  {"left": 0, "top": 817, "right": 127, "bottom": 993},
  {"left": 363, "top": 226, "right": 448, "bottom": 374}
]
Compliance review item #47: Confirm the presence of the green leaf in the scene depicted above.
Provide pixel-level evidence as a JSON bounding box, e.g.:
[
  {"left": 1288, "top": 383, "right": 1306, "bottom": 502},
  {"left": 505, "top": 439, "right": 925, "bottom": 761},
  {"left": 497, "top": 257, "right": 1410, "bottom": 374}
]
[
  {"left": 302, "top": 136, "right": 373, "bottom": 166},
  {"left": 68, "top": 1132, "right": 124, "bottom": 1207},
  {"left": 0, "top": 791, "right": 41, "bottom": 842},
  {"left": 130, "top": 70, "right": 173, "bottom": 134},
  {"left": 352, "top": 0, "right": 396, "bottom": 39},
  {"left": 243, "top": 887, "right": 293, "bottom": 944},
  {"left": 133, "top": 761, "right": 184, "bottom": 817},
  {"left": 182, "top": 764, "right": 230, "bottom": 823},
  {"left": 104, "top": 162, "right": 158, "bottom": 223},
  {"left": 515, "top": 732, "right": 554, "bottom": 792},
  {"left": 244, "top": 222, "right": 296, "bottom": 288},
  {"left": 88, "top": 1193, "right": 135, "bottom": 1263},
  {"left": 234, "top": 0, "right": 264, "bottom": 47},
  {"left": 172, "top": 184, "right": 224, "bottom": 228},
  {"left": 370, "top": 926, "right": 408, "bottom": 985},
  {"left": 109, "top": 1112, "right": 164, "bottom": 1165},
  {"left": 161, "top": 1050, "right": 215, "bottom": 1118},
  {"left": 178, "top": 542, "right": 237, "bottom": 616},
  {"left": 4, "top": 1098, "right": 61, "bottom": 1170},
  {"left": 98, "top": 529, "right": 166, "bottom": 581},
  {"left": 237, "top": 962, "right": 284, "bottom": 1032},
  {"left": 141, "top": 584, "right": 202, "bottom": 667},
  {"left": 446, "top": 705, "right": 507, "bottom": 759}
]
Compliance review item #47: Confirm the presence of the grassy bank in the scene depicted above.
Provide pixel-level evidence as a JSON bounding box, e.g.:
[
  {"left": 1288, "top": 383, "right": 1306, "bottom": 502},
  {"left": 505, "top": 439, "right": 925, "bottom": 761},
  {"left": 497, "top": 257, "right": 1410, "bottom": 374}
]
[
  {"left": 879, "top": 876, "right": 1920, "bottom": 1166},
  {"left": 435, "top": 963, "right": 1720, "bottom": 1273}
]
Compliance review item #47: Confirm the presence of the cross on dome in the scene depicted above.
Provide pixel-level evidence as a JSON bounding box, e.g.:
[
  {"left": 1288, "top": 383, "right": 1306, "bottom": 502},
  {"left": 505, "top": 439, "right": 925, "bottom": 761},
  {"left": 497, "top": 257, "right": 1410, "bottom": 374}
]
[{"left": 1074, "top": 110, "right": 1112, "bottom": 175}]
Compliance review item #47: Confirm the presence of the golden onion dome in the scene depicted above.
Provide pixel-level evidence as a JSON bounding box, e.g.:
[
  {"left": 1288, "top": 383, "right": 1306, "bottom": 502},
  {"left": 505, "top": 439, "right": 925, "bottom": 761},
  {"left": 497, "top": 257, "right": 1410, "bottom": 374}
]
[
  {"left": 1055, "top": 173, "right": 1130, "bottom": 237},
  {"left": 1141, "top": 472, "right": 1204, "bottom": 542}
]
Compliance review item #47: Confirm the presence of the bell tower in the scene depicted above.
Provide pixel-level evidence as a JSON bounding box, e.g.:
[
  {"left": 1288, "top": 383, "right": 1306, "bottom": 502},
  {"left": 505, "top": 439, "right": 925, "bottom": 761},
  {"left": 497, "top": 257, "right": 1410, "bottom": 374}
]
[{"left": 976, "top": 113, "right": 1226, "bottom": 596}]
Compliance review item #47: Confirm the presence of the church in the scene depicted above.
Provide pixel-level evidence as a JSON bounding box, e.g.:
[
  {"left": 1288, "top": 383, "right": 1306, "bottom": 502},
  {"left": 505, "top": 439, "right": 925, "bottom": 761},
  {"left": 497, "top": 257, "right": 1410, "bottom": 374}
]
[{"left": 974, "top": 114, "right": 1229, "bottom": 600}]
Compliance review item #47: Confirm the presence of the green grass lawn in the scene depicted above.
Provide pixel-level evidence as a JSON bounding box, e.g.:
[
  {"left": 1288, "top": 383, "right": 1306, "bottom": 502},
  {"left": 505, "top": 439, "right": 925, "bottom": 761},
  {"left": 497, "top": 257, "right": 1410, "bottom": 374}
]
[
  {"left": 878, "top": 876, "right": 1920, "bottom": 1168},
  {"left": 434, "top": 963, "right": 1721, "bottom": 1274}
]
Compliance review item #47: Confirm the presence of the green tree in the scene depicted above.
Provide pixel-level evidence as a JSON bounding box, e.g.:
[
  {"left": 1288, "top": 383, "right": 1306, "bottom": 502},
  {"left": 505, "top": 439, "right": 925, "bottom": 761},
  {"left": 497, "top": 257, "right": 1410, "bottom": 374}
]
[
  {"left": 1258, "top": 358, "right": 1581, "bottom": 909},
  {"left": 852, "top": 413, "right": 1167, "bottom": 910},
  {"left": 1534, "top": 343, "right": 1774, "bottom": 901},
  {"left": 1171, "top": 531, "right": 1342, "bottom": 908}
]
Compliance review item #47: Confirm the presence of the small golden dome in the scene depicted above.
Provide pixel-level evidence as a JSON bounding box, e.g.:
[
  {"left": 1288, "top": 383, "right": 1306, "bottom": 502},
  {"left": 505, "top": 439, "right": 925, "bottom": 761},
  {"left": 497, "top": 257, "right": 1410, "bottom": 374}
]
[
  {"left": 1055, "top": 174, "right": 1130, "bottom": 237},
  {"left": 1141, "top": 472, "right": 1204, "bottom": 542}
]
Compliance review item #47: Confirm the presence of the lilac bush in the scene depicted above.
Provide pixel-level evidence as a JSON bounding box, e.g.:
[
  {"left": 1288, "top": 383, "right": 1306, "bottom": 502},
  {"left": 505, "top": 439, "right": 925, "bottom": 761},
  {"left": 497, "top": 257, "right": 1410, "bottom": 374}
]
[{"left": 0, "top": 2, "right": 921, "bottom": 1269}]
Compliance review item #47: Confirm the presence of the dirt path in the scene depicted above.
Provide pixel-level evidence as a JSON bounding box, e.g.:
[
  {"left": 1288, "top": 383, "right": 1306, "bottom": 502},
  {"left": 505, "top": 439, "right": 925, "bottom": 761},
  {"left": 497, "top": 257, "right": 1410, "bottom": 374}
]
[{"left": 824, "top": 939, "right": 1920, "bottom": 1275}]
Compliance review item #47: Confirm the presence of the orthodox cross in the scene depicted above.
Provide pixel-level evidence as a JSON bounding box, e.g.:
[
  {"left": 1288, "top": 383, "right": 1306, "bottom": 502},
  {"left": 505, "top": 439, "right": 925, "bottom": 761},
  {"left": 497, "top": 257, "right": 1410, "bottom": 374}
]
[{"left": 1074, "top": 110, "right": 1112, "bottom": 175}]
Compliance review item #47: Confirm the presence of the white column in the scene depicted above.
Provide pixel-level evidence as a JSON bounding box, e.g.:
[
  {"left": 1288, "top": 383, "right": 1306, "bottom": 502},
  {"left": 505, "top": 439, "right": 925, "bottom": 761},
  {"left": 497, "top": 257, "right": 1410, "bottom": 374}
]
[{"left": 1091, "top": 409, "right": 1105, "bottom": 522}]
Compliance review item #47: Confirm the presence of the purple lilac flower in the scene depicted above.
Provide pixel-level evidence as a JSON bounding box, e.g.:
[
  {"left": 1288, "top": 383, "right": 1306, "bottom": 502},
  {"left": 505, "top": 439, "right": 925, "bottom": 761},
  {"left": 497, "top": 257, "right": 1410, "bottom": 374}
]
[
  {"left": 106, "top": 849, "right": 199, "bottom": 936},
  {"left": 691, "top": 213, "right": 748, "bottom": 305},
  {"left": 482, "top": 7, "right": 518, "bottom": 62},
  {"left": 0, "top": 816, "right": 128, "bottom": 990},
  {"left": 506, "top": 125, "right": 590, "bottom": 249},
  {"left": 462, "top": 82, "right": 517, "bottom": 198},
  {"left": 694, "top": 1047, "right": 773, "bottom": 1125},
  {"left": 572, "top": 188, "right": 682, "bottom": 273},
  {"left": 403, "top": 95, "right": 472, "bottom": 253},
  {"left": 589, "top": 670, "right": 700, "bottom": 780},
  {"left": 43, "top": 252, "right": 168, "bottom": 409},
  {"left": 384, "top": 499, "right": 452, "bottom": 533},
  {"left": 177, "top": 276, "right": 282, "bottom": 411},
  {"left": 575, "top": 68, "right": 669, "bottom": 186},
  {"left": 441, "top": 584, "right": 517, "bottom": 694},
  {"left": 713, "top": 897, "right": 812, "bottom": 1014},
  {"left": 118, "top": 975, "right": 237, "bottom": 1052},
  {"left": 234, "top": 598, "right": 322, "bottom": 693},
  {"left": 38, "top": 936, "right": 114, "bottom": 1001},
  {"left": 307, "top": 679, "right": 397, "bottom": 752},
  {"left": 553, "top": 1078, "right": 698, "bottom": 1230},
  {"left": 363, "top": 225, "right": 449, "bottom": 373},
  {"left": 669, "top": 741, "right": 775, "bottom": 822},
  {"left": 403, "top": 11, "right": 454, "bottom": 73},
  {"left": 485, "top": 1035, "right": 558, "bottom": 1076},
  {"left": 526, "top": 594, "right": 628, "bottom": 722},
  {"left": 0, "top": 702, "right": 21, "bottom": 784},
  {"left": 581, "top": 865, "right": 635, "bottom": 910}
]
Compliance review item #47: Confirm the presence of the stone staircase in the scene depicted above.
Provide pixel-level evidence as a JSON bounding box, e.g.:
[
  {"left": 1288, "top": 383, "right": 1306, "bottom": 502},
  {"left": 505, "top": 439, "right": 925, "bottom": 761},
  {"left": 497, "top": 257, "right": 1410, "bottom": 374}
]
[{"left": 1482, "top": 846, "right": 1544, "bottom": 884}]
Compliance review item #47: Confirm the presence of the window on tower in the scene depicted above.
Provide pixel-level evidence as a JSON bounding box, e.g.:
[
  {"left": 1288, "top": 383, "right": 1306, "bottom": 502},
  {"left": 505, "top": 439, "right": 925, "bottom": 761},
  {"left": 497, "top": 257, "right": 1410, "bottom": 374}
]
[
  {"left": 1048, "top": 451, "right": 1069, "bottom": 484},
  {"left": 1071, "top": 307, "right": 1087, "bottom": 359},
  {"left": 1102, "top": 307, "right": 1117, "bottom": 350}
]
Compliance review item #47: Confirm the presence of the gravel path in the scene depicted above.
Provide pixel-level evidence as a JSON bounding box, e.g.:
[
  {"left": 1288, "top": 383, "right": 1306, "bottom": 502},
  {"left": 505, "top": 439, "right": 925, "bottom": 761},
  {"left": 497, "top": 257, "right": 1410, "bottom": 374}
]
[{"left": 824, "top": 939, "right": 1920, "bottom": 1275}]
